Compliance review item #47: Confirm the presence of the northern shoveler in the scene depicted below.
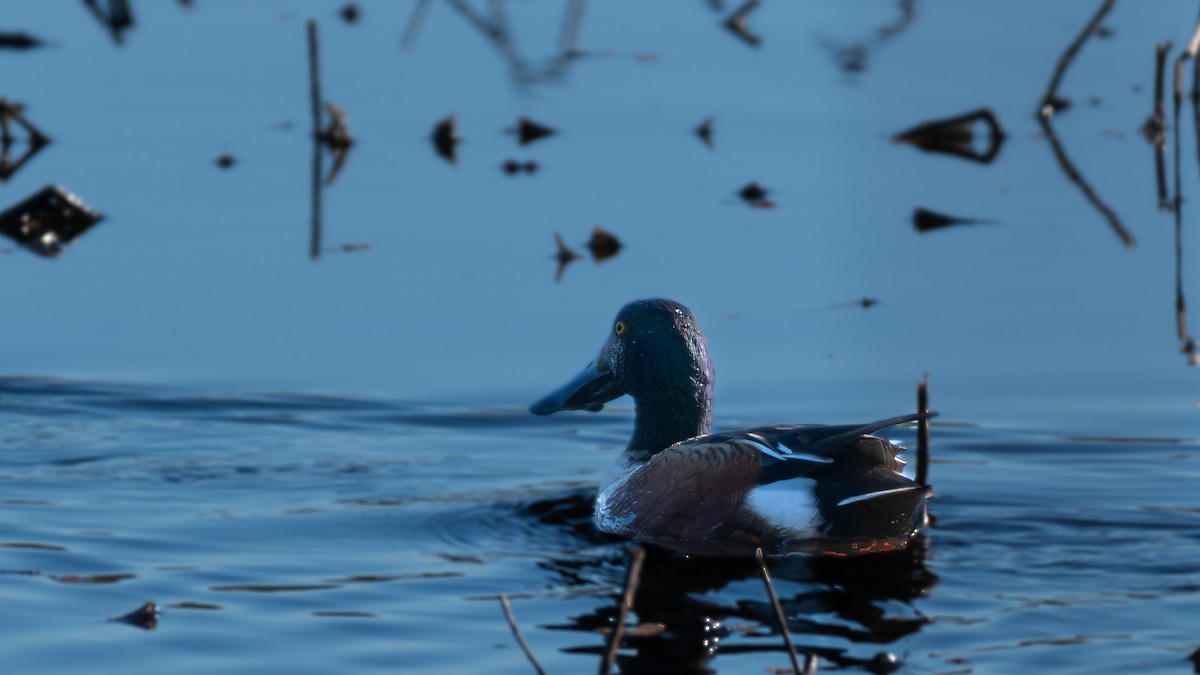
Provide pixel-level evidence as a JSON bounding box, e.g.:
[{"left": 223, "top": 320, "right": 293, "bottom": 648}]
[{"left": 531, "top": 298, "right": 933, "bottom": 557}]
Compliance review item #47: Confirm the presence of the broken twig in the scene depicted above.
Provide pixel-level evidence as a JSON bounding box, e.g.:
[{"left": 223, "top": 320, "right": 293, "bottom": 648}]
[
  {"left": 499, "top": 594, "right": 547, "bottom": 675},
  {"left": 599, "top": 545, "right": 646, "bottom": 675},
  {"left": 755, "top": 547, "right": 811, "bottom": 675},
  {"left": 1040, "top": 0, "right": 1117, "bottom": 117},
  {"left": 1173, "top": 24, "right": 1199, "bottom": 363},
  {"left": 1035, "top": 0, "right": 1132, "bottom": 247},
  {"left": 1147, "top": 42, "right": 1172, "bottom": 211}
]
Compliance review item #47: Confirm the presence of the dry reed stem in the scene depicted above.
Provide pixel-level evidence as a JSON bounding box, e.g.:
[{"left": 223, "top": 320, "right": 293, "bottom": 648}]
[
  {"left": 499, "top": 593, "right": 548, "bottom": 675},
  {"left": 599, "top": 545, "right": 646, "bottom": 675}
]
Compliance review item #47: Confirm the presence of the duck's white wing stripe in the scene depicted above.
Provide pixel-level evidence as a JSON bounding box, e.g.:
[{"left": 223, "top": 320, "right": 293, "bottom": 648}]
[
  {"left": 836, "top": 486, "right": 923, "bottom": 507},
  {"left": 745, "top": 433, "right": 833, "bottom": 464},
  {"left": 745, "top": 434, "right": 786, "bottom": 460}
]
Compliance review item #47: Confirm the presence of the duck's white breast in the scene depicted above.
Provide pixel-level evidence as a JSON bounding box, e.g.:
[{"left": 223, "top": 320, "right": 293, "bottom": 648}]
[{"left": 594, "top": 461, "right": 639, "bottom": 535}]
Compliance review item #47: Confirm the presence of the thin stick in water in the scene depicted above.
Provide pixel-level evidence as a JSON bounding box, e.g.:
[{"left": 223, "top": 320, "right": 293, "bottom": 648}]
[
  {"left": 1040, "top": 0, "right": 1117, "bottom": 115},
  {"left": 1150, "top": 42, "right": 1172, "bottom": 210},
  {"left": 754, "top": 547, "right": 808, "bottom": 675},
  {"left": 559, "top": 0, "right": 588, "bottom": 55},
  {"left": 307, "top": 19, "right": 323, "bottom": 260},
  {"left": 1174, "top": 48, "right": 1188, "bottom": 340},
  {"left": 600, "top": 545, "right": 646, "bottom": 675},
  {"left": 499, "top": 594, "right": 548, "bottom": 675},
  {"left": 1035, "top": 0, "right": 1133, "bottom": 247},
  {"left": 401, "top": 0, "right": 432, "bottom": 49},
  {"left": 916, "top": 374, "right": 930, "bottom": 487}
]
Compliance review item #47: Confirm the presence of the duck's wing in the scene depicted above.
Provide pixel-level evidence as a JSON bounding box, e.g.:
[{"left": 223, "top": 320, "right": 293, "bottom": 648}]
[
  {"left": 614, "top": 413, "right": 935, "bottom": 556},
  {"left": 706, "top": 412, "right": 935, "bottom": 552},
  {"left": 702, "top": 412, "right": 936, "bottom": 483}
]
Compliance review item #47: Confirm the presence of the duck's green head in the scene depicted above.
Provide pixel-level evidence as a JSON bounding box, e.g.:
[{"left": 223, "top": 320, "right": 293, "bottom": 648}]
[{"left": 530, "top": 299, "right": 715, "bottom": 428}]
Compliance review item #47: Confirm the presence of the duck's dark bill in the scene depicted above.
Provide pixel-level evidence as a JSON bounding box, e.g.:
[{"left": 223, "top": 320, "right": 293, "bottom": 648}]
[{"left": 530, "top": 360, "right": 622, "bottom": 415}]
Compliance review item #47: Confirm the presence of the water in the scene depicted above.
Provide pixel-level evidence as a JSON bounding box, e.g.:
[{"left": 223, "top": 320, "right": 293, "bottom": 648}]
[{"left": 2, "top": 1, "right": 1200, "bottom": 672}]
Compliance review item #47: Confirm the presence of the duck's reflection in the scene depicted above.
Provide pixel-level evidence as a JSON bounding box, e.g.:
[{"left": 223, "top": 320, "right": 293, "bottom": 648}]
[{"left": 523, "top": 490, "right": 937, "bottom": 673}]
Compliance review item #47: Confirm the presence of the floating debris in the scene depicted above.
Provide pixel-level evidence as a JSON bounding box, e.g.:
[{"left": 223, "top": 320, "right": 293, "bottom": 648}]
[
  {"left": 723, "top": 0, "right": 762, "bottom": 48},
  {"left": 501, "top": 159, "right": 538, "bottom": 175},
  {"left": 1142, "top": 116, "right": 1167, "bottom": 145},
  {"left": 834, "top": 45, "right": 867, "bottom": 73},
  {"left": 82, "top": 0, "right": 135, "bottom": 44},
  {"left": 1140, "top": 41, "right": 1170, "bottom": 147},
  {"left": 320, "top": 103, "right": 353, "bottom": 151},
  {"left": 0, "top": 185, "right": 104, "bottom": 258},
  {"left": 911, "top": 207, "right": 990, "bottom": 233},
  {"left": 339, "top": 3, "right": 360, "bottom": 24},
  {"left": 327, "top": 242, "right": 370, "bottom": 253},
  {"left": 553, "top": 232, "right": 583, "bottom": 282},
  {"left": 829, "top": 297, "right": 879, "bottom": 310},
  {"left": 893, "top": 108, "right": 1005, "bottom": 164},
  {"left": 0, "top": 32, "right": 46, "bottom": 50},
  {"left": 318, "top": 102, "right": 354, "bottom": 185},
  {"left": 431, "top": 114, "right": 460, "bottom": 165},
  {"left": 739, "top": 181, "right": 768, "bottom": 205},
  {"left": 0, "top": 98, "right": 52, "bottom": 181},
  {"left": 509, "top": 116, "right": 557, "bottom": 146},
  {"left": 109, "top": 601, "right": 159, "bottom": 631},
  {"left": 215, "top": 154, "right": 236, "bottom": 169},
  {"left": 1040, "top": 96, "right": 1072, "bottom": 118},
  {"left": 586, "top": 226, "right": 622, "bottom": 263},
  {"left": 695, "top": 116, "right": 715, "bottom": 149}
]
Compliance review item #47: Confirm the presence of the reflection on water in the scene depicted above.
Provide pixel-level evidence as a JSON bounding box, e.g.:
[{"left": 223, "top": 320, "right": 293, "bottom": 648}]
[
  {"left": 0, "top": 99, "right": 51, "bottom": 182},
  {"left": 823, "top": 0, "right": 917, "bottom": 74},
  {"left": 1036, "top": 0, "right": 1134, "bottom": 248},
  {"left": 722, "top": 0, "right": 763, "bottom": 49},
  {"left": 893, "top": 108, "right": 1005, "bottom": 165},
  {"left": 430, "top": 114, "right": 460, "bottom": 165},
  {"left": 307, "top": 20, "right": 358, "bottom": 260},
  {"left": 1169, "top": 28, "right": 1200, "bottom": 367},
  {"left": 541, "top": 537, "right": 936, "bottom": 673},
  {"left": 0, "top": 185, "right": 104, "bottom": 258},
  {"left": 404, "top": 0, "right": 590, "bottom": 88}
]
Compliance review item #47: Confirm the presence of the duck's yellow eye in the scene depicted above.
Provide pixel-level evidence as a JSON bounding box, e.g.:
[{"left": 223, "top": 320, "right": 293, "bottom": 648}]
[{"left": 615, "top": 321, "right": 626, "bottom": 335}]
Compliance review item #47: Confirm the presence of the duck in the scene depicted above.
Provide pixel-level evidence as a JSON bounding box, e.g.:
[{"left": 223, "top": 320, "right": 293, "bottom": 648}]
[{"left": 530, "top": 298, "right": 933, "bottom": 557}]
